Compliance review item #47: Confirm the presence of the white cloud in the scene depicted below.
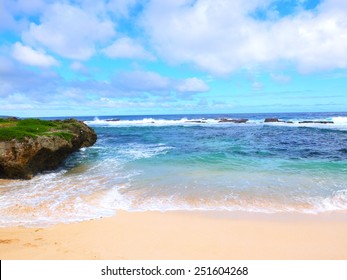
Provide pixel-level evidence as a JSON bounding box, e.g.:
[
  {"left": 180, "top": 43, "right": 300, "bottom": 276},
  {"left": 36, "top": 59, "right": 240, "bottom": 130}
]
[
  {"left": 103, "top": 37, "right": 154, "bottom": 60},
  {"left": 12, "top": 0, "right": 47, "bottom": 15},
  {"left": 0, "top": 0, "right": 48, "bottom": 32},
  {"left": 111, "top": 70, "right": 209, "bottom": 94},
  {"left": 252, "top": 81, "right": 263, "bottom": 91},
  {"left": 112, "top": 70, "right": 170, "bottom": 92},
  {"left": 23, "top": 2, "right": 115, "bottom": 60},
  {"left": 142, "top": 0, "right": 347, "bottom": 75},
  {"left": 0, "top": 1, "right": 19, "bottom": 31},
  {"left": 12, "top": 42, "right": 59, "bottom": 67},
  {"left": 0, "top": 56, "right": 14, "bottom": 74},
  {"left": 107, "top": 0, "right": 138, "bottom": 18},
  {"left": 70, "top": 61, "right": 89, "bottom": 75},
  {"left": 175, "top": 77, "right": 209, "bottom": 93},
  {"left": 270, "top": 73, "right": 291, "bottom": 83},
  {"left": 0, "top": 62, "right": 210, "bottom": 116},
  {"left": 0, "top": 57, "right": 62, "bottom": 104}
]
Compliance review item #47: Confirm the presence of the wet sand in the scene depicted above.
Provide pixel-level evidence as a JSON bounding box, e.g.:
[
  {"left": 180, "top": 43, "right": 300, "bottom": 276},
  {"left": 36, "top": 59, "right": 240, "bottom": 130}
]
[{"left": 0, "top": 210, "right": 347, "bottom": 260}]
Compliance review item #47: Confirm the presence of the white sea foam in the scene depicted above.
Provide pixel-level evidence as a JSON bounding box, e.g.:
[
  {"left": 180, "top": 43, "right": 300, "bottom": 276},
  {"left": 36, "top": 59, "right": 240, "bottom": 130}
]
[
  {"left": 85, "top": 116, "right": 347, "bottom": 130},
  {"left": 102, "top": 191, "right": 347, "bottom": 214},
  {"left": 2, "top": 146, "right": 347, "bottom": 227},
  {"left": 2, "top": 171, "right": 347, "bottom": 227},
  {"left": 318, "top": 190, "right": 347, "bottom": 212},
  {"left": 331, "top": 116, "right": 347, "bottom": 124},
  {"left": 119, "top": 143, "right": 173, "bottom": 160},
  {"left": 85, "top": 117, "right": 221, "bottom": 127},
  {"left": 0, "top": 142, "right": 176, "bottom": 227},
  {"left": 0, "top": 160, "right": 130, "bottom": 227}
]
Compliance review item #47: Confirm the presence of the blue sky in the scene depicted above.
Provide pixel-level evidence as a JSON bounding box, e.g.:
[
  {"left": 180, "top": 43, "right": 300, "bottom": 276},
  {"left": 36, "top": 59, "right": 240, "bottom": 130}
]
[{"left": 1, "top": 0, "right": 347, "bottom": 117}]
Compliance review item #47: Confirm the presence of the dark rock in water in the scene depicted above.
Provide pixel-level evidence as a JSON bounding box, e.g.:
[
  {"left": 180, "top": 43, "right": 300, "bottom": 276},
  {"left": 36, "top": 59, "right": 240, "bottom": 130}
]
[
  {"left": 106, "top": 118, "right": 120, "bottom": 122},
  {"left": 298, "top": 121, "right": 334, "bottom": 124},
  {"left": 0, "top": 119, "right": 97, "bottom": 179},
  {"left": 185, "top": 120, "right": 207, "bottom": 123},
  {"left": 218, "top": 118, "right": 248, "bottom": 123},
  {"left": 218, "top": 118, "right": 232, "bottom": 122},
  {"left": 264, "top": 118, "right": 283, "bottom": 123},
  {"left": 231, "top": 118, "right": 248, "bottom": 123},
  {"left": 286, "top": 121, "right": 294, "bottom": 124}
]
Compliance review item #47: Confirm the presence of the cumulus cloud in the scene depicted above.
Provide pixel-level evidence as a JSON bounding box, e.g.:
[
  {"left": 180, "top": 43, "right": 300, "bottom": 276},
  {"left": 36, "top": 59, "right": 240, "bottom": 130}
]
[
  {"left": 112, "top": 70, "right": 170, "bottom": 92},
  {"left": 103, "top": 37, "right": 154, "bottom": 60},
  {"left": 22, "top": 2, "right": 115, "bottom": 60},
  {"left": 69, "top": 61, "right": 90, "bottom": 75},
  {"left": 0, "top": 62, "right": 208, "bottom": 112},
  {"left": 141, "top": 0, "right": 347, "bottom": 75},
  {"left": 107, "top": 0, "right": 139, "bottom": 18},
  {"left": 11, "top": 0, "right": 47, "bottom": 15},
  {"left": 0, "top": 63, "right": 63, "bottom": 112},
  {"left": 3, "top": 0, "right": 347, "bottom": 116},
  {"left": 175, "top": 77, "right": 210, "bottom": 93},
  {"left": 12, "top": 42, "right": 59, "bottom": 67},
  {"left": 270, "top": 73, "right": 291, "bottom": 83},
  {"left": 0, "top": 0, "right": 48, "bottom": 32},
  {"left": 0, "top": 0, "right": 20, "bottom": 31},
  {"left": 0, "top": 56, "right": 13, "bottom": 74},
  {"left": 111, "top": 70, "right": 209, "bottom": 94}
]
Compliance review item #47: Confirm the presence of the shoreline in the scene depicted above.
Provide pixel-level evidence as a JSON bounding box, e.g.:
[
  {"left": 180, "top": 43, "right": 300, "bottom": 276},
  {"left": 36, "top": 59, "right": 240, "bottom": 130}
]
[{"left": 1, "top": 210, "right": 347, "bottom": 260}]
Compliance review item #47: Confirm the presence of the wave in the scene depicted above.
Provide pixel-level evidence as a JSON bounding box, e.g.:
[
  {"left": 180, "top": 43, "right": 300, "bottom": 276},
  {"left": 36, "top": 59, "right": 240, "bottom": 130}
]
[
  {"left": 85, "top": 116, "right": 347, "bottom": 130},
  {"left": 85, "top": 117, "right": 220, "bottom": 126},
  {"left": 331, "top": 116, "right": 347, "bottom": 124},
  {"left": 1, "top": 172, "right": 346, "bottom": 227},
  {"left": 118, "top": 143, "right": 173, "bottom": 160},
  {"left": 109, "top": 185, "right": 347, "bottom": 214},
  {"left": 0, "top": 142, "right": 175, "bottom": 227}
]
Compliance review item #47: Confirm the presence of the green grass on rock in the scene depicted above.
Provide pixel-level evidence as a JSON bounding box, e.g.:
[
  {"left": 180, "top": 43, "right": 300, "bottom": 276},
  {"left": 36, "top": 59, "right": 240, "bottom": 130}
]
[{"left": 0, "top": 118, "right": 76, "bottom": 141}]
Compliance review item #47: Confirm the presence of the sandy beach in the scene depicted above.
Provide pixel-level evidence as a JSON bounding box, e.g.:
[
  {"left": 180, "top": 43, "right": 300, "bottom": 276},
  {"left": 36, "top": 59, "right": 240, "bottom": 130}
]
[{"left": 1, "top": 210, "right": 347, "bottom": 260}]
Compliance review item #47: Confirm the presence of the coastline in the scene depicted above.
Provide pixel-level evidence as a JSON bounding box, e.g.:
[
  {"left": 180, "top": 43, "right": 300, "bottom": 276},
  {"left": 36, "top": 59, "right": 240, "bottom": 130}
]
[{"left": 1, "top": 210, "right": 347, "bottom": 260}]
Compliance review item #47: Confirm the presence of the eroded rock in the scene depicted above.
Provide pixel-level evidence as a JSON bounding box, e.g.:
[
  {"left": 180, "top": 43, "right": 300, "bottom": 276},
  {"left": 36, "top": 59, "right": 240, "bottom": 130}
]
[{"left": 0, "top": 119, "right": 97, "bottom": 179}]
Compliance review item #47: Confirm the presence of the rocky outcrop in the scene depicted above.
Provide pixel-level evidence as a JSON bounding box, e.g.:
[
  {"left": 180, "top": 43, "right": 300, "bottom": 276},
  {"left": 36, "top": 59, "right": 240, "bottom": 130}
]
[
  {"left": 218, "top": 118, "right": 249, "bottom": 123},
  {"left": 185, "top": 120, "right": 207, "bottom": 123},
  {"left": 106, "top": 118, "right": 120, "bottom": 122},
  {"left": 264, "top": 118, "right": 282, "bottom": 123},
  {"left": 0, "top": 119, "right": 97, "bottom": 179},
  {"left": 298, "top": 121, "right": 334, "bottom": 124}
]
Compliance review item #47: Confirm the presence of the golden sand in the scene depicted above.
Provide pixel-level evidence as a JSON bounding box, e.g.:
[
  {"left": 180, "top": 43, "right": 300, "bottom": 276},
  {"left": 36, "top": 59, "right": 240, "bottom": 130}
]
[{"left": 0, "top": 210, "right": 347, "bottom": 260}]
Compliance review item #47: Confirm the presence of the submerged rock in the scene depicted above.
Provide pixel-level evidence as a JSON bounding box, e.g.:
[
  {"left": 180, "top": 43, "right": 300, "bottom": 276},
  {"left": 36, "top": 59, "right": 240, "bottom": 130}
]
[{"left": 0, "top": 119, "right": 97, "bottom": 179}]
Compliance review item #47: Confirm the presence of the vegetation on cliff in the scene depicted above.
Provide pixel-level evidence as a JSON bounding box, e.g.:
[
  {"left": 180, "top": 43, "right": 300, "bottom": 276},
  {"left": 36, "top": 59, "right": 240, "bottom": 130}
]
[{"left": 0, "top": 118, "right": 79, "bottom": 141}]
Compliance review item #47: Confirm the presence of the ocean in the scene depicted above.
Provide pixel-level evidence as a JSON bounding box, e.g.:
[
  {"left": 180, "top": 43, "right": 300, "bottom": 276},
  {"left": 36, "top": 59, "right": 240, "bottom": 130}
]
[{"left": 1, "top": 112, "right": 347, "bottom": 227}]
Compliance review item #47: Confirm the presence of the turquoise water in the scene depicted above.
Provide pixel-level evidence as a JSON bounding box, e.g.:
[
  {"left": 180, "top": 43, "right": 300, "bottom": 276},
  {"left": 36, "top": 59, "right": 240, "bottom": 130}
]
[{"left": 1, "top": 112, "right": 347, "bottom": 226}]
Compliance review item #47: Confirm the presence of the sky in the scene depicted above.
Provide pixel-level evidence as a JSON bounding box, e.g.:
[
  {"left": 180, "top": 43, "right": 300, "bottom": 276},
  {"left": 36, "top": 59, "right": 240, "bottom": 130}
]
[{"left": 0, "top": 0, "right": 347, "bottom": 117}]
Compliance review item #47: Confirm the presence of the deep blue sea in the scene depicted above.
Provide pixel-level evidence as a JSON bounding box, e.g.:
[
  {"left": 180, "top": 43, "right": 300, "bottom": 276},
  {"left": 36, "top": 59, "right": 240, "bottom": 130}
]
[{"left": 1, "top": 112, "right": 347, "bottom": 227}]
